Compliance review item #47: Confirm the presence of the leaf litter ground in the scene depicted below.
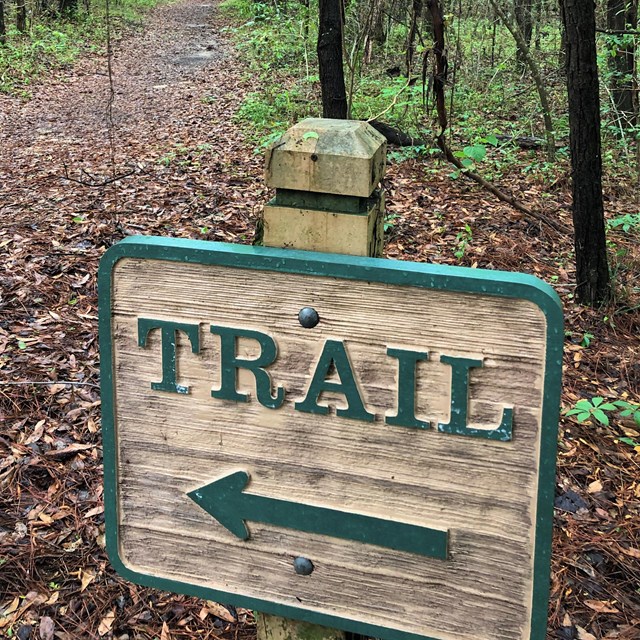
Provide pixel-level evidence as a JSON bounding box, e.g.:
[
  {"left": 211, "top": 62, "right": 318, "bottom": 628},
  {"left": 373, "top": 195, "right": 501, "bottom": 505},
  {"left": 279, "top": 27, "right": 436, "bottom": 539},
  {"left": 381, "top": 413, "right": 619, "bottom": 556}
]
[{"left": 0, "top": 1, "right": 639, "bottom": 638}]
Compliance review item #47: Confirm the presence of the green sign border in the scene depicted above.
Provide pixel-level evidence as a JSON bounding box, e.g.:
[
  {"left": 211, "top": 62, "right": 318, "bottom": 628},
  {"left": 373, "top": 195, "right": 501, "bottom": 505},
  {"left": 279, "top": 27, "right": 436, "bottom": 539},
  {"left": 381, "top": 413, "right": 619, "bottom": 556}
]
[{"left": 99, "top": 236, "right": 562, "bottom": 640}]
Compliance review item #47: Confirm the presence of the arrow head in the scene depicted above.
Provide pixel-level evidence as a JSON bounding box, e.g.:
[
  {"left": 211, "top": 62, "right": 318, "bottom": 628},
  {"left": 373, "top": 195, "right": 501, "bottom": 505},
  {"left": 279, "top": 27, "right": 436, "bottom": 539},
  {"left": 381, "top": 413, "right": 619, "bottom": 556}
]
[{"left": 188, "top": 470, "right": 251, "bottom": 540}]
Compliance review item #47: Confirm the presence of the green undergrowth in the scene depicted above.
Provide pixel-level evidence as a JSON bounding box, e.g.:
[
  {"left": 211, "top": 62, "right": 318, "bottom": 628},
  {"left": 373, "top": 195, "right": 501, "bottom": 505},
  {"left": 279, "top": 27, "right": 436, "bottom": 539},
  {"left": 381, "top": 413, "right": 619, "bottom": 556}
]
[
  {"left": 220, "top": 0, "right": 319, "bottom": 148},
  {"left": 222, "top": 0, "right": 639, "bottom": 189},
  {"left": 220, "top": 0, "right": 558, "bottom": 168},
  {"left": 0, "top": 0, "right": 168, "bottom": 95}
]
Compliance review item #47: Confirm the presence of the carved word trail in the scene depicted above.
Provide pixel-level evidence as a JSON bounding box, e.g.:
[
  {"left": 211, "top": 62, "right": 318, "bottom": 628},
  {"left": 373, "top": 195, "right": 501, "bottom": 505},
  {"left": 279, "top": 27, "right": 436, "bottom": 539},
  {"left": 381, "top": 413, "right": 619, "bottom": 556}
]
[{"left": 137, "top": 318, "right": 513, "bottom": 441}]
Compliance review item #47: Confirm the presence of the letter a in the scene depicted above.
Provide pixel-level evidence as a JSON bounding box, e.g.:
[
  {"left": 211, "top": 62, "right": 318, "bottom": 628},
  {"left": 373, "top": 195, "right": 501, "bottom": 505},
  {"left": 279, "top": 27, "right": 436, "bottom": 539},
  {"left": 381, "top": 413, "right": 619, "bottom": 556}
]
[{"left": 296, "top": 340, "right": 374, "bottom": 422}]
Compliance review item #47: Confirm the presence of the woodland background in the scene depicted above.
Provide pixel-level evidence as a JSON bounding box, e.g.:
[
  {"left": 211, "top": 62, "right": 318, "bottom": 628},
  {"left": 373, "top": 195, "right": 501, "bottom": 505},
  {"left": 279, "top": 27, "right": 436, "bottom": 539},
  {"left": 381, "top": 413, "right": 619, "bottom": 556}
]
[{"left": 0, "top": 0, "right": 639, "bottom": 639}]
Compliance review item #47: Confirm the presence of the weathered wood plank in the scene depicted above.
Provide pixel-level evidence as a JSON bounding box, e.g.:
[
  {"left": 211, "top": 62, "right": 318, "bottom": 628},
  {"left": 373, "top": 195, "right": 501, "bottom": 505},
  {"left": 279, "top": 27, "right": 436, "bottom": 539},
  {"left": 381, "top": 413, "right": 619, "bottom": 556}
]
[{"left": 109, "top": 256, "right": 550, "bottom": 640}]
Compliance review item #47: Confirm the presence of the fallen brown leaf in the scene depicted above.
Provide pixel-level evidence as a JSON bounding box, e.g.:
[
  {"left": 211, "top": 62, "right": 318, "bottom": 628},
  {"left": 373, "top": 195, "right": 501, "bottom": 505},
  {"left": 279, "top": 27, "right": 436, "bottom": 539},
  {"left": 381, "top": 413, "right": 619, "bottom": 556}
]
[
  {"left": 161, "top": 621, "right": 172, "bottom": 640},
  {"left": 205, "top": 601, "right": 236, "bottom": 623},
  {"left": 584, "top": 600, "right": 620, "bottom": 614},
  {"left": 587, "top": 479, "right": 603, "bottom": 493},
  {"left": 79, "top": 568, "right": 97, "bottom": 592},
  {"left": 98, "top": 610, "right": 115, "bottom": 636},
  {"left": 576, "top": 626, "right": 597, "bottom": 640},
  {"left": 39, "top": 615, "right": 55, "bottom": 640}
]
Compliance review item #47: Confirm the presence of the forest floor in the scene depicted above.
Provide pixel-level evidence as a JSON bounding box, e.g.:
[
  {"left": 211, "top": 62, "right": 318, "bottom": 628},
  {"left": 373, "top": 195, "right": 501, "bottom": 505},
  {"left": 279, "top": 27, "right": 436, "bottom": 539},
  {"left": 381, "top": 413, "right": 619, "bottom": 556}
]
[{"left": 0, "top": 0, "right": 639, "bottom": 639}]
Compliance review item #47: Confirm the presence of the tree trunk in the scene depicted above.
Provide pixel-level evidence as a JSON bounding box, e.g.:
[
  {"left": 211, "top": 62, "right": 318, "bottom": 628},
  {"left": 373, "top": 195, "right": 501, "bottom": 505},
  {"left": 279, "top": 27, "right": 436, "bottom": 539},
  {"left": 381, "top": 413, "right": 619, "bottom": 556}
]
[
  {"left": 372, "top": 0, "right": 387, "bottom": 45},
  {"left": 422, "top": 0, "right": 433, "bottom": 41},
  {"left": 606, "top": 0, "right": 637, "bottom": 121},
  {"left": 514, "top": 0, "right": 533, "bottom": 61},
  {"left": 16, "top": 0, "right": 27, "bottom": 32},
  {"left": 533, "top": 0, "right": 541, "bottom": 49},
  {"left": 491, "top": 5, "right": 497, "bottom": 66},
  {"left": 562, "top": 0, "right": 611, "bottom": 305},
  {"left": 406, "top": 0, "right": 423, "bottom": 77},
  {"left": 318, "top": 0, "right": 348, "bottom": 118},
  {"left": 426, "top": 0, "right": 447, "bottom": 145},
  {"left": 363, "top": 0, "right": 386, "bottom": 63},
  {"left": 558, "top": 0, "right": 567, "bottom": 69},
  {"left": 0, "top": 0, "right": 6, "bottom": 45},
  {"left": 489, "top": 0, "right": 556, "bottom": 161}
]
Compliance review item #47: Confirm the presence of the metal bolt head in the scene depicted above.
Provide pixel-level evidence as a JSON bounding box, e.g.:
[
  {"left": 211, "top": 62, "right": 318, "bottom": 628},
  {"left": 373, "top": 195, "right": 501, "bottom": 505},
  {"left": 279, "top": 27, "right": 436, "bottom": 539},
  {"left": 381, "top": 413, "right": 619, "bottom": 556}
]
[
  {"left": 293, "top": 556, "right": 314, "bottom": 575},
  {"left": 298, "top": 307, "right": 320, "bottom": 328}
]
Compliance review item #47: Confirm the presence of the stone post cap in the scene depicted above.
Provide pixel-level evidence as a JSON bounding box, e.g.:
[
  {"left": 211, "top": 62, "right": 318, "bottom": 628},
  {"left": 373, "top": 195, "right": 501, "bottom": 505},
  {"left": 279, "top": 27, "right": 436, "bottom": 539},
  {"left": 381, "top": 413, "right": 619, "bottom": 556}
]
[{"left": 265, "top": 118, "right": 387, "bottom": 198}]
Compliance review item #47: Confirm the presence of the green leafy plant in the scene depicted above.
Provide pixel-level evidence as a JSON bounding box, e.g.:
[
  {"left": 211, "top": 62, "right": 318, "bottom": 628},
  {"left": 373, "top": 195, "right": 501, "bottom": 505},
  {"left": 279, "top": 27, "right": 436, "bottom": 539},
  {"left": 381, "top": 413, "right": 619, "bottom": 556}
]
[
  {"left": 619, "top": 436, "right": 640, "bottom": 448},
  {"left": 565, "top": 397, "right": 618, "bottom": 426},
  {"left": 612, "top": 400, "right": 640, "bottom": 428},
  {"left": 454, "top": 224, "right": 473, "bottom": 260},
  {"left": 387, "top": 146, "right": 431, "bottom": 164},
  {"left": 158, "top": 152, "right": 176, "bottom": 167},
  {"left": 565, "top": 397, "right": 640, "bottom": 444},
  {"left": 580, "top": 332, "right": 594, "bottom": 347},
  {"left": 607, "top": 213, "right": 640, "bottom": 235},
  {"left": 384, "top": 213, "right": 400, "bottom": 232},
  {"left": 450, "top": 137, "right": 499, "bottom": 178}
]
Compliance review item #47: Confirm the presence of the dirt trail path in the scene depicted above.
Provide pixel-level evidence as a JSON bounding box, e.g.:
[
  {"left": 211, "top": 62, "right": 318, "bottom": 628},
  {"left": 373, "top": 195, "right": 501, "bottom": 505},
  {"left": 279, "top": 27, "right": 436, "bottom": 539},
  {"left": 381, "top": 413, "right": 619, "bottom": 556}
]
[
  {"left": 0, "top": 0, "right": 263, "bottom": 238},
  {"left": 0, "top": 4, "right": 264, "bottom": 637}
]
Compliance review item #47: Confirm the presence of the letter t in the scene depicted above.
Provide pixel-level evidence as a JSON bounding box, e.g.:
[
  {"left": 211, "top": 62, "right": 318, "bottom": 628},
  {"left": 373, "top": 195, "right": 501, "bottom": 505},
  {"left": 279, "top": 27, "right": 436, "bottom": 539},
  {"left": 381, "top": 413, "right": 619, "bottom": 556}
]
[{"left": 138, "top": 318, "right": 200, "bottom": 394}]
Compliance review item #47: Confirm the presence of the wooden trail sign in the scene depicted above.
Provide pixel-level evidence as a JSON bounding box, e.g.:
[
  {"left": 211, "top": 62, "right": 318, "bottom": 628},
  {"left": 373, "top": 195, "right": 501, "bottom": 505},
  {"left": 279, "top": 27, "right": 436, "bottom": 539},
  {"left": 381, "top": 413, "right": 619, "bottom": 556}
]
[{"left": 99, "top": 236, "right": 562, "bottom": 640}]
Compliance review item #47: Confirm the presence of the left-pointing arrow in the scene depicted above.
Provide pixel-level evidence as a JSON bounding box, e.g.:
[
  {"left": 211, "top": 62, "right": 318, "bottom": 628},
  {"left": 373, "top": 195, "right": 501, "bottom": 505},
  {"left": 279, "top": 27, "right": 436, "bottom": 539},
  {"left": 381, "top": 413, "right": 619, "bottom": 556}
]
[{"left": 187, "top": 471, "right": 449, "bottom": 560}]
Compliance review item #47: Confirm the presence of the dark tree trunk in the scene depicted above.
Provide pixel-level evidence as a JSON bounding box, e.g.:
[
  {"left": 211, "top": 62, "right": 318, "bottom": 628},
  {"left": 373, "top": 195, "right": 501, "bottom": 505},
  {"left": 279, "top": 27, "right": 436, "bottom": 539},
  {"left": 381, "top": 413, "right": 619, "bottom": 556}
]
[
  {"left": 427, "top": 0, "right": 447, "bottom": 144},
  {"left": 372, "top": 14, "right": 385, "bottom": 45},
  {"left": 562, "top": 0, "right": 611, "bottom": 305},
  {"left": 491, "top": 4, "right": 497, "bottom": 66},
  {"left": 301, "top": 0, "right": 310, "bottom": 39},
  {"left": 514, "top": 0, "right": 533, "bottom": 62},
  {"left": 606, "top": 0, "right": 637, "bottom": 121},
  {"left": 0, "top": 0, "right": 6, "bottom": 45},
  {"left": 363, "top": 0, "right": 386, "bottom": 63},
  {"left": 37, "top": 0, "right": 60, "bottom": 19},
  {"left": 558, "top": 0, "right": 567, "bottom": 69},
  {"left": 317, "top": 0, "right": 348, "bottom": 119},
  {"left": 406, "top": 0, "right": 423, "bottom": 76},
  {"left": 16, "top": 0, "right": 27, "bottom": 32}
]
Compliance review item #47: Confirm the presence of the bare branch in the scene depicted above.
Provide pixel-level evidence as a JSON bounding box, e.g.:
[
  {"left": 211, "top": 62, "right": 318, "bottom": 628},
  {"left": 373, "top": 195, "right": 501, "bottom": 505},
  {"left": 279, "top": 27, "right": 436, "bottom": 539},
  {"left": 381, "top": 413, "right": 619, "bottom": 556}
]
[{"left": 59, "top": 163, "right": 137, "bottom": 187}]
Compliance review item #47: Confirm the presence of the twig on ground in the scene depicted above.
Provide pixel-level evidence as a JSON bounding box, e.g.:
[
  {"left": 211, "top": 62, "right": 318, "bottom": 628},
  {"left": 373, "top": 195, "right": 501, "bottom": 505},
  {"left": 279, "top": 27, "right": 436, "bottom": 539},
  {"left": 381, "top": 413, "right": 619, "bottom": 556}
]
[
  {"left": 441, "top": 141, "right": 572, "bottom": 235},
  {"left": 0, "top": 381, "right": 101, "bottom": 389},
  {"left": 59, "top": 164, "right": 137, "bottom": 187}
]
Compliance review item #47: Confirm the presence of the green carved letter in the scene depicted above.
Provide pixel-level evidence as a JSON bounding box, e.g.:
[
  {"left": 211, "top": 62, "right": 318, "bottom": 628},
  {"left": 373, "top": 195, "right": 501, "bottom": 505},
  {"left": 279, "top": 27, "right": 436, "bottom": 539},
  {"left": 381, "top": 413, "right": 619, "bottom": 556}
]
[
  {"left": 386, "top": 348, "right": 430, "bottom": 429},
  {"left": 138, "top": 318, "right": 200, "bottom": 395},
  {"left": 437, "top": 355, "right": 513, "bottom": 441},
  {"left": 210, "top": 326, "right": 285, "bottom": 409},
  {"left": 296, "top": 340, "right": 374, "bottom": 422}
]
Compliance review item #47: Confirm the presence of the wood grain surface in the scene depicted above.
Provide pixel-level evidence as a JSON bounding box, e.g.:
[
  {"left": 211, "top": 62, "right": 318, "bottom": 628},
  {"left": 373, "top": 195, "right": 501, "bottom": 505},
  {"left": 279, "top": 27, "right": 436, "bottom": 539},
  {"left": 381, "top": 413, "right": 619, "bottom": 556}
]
[{"left": 110, "top": 257, "right": 548, "bottom": 640}]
